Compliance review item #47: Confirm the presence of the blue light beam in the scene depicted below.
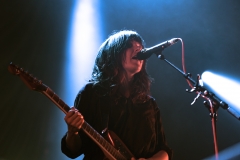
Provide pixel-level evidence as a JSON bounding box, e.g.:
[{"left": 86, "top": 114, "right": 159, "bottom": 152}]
[
  {"left": 202, "top": 71, "right": 240, "bottom": 114},
  {"left": 205, "top": 142, "right": 240, "bottom": 160},
  {"left": 60, "top": 1, "right": 102, "bottom": 159},
  {"left": 65, "top": 0, "right": 102, "bottom": 105}
]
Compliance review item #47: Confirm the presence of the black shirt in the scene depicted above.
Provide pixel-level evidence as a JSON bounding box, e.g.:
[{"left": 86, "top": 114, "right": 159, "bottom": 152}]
[{"left": 61, "top": 83, "right": 172, "bottom": 159}]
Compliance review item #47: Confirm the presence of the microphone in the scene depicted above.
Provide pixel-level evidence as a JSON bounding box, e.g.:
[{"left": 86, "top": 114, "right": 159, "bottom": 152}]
[{"left": 133, "top": 38, "right": 180, "bottom": 60}]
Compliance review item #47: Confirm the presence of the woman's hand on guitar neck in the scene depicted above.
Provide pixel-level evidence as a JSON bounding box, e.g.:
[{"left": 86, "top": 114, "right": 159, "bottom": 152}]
[
  {"left": 64, "top": 107, "right": 83, "bottom": 153},
  {"left": 64, "top": 107, "right": 84, "bottom": 135}
]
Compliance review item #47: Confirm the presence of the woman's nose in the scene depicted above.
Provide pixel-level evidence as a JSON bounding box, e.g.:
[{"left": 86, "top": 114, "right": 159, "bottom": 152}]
[{"left": 135, "top": 45, "right": 142, "bottom": 52}]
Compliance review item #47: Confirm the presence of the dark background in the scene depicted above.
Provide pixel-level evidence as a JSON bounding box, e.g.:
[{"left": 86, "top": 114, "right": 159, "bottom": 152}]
[{"left": 1, "top": 0, "right": 240, "bottom": 160}]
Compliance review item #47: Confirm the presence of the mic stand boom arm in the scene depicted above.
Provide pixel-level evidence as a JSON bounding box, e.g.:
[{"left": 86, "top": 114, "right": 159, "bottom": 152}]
[
  {"left": 157, "top": 53, "right": 240, "bottom": 120},
  {"left": 156, "top": 53, "right": 240, "bottom": 160}
]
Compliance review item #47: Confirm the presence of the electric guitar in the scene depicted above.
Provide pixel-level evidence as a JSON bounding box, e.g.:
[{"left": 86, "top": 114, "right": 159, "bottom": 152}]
[{"left": 8, "top": 62, "right": 134, "bottom": 160}]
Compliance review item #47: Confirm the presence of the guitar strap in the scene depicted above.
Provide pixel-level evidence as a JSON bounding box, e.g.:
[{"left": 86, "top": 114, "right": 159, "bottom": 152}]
[{"left": 100, "top": 94, "right": 111, "bottom": 134}]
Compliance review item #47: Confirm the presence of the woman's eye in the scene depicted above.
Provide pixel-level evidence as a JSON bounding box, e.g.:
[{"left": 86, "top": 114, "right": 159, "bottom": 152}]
[{"left": 126, "top": 42, "right": 133, "bottom": 48}]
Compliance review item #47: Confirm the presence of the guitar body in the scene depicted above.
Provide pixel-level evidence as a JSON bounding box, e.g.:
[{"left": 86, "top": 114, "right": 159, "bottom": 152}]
[
  {"left": 8, "top": 62, "right": 135, "bottom": 160},
  {"left": 103, "top": 130, "right": 134, "bottom": 160}
]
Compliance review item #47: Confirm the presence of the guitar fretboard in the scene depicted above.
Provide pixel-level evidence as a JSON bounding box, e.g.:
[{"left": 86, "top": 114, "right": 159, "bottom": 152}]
[{"left": 42, "top": 86, "right": 126, "bottom": 160}]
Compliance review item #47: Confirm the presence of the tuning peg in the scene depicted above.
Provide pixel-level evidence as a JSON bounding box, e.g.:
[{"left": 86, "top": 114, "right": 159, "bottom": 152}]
[
  {"left": 34, "top": 77, "right": 40, "bottom": 84},
  {"left": 14, "top": 64, "right": 19, "bottom": 68}
]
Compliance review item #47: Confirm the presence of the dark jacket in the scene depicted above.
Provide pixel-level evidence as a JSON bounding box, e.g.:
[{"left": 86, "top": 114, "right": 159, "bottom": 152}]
[{"left": 61, "top": 83, "right": 172, "bottom": 159}]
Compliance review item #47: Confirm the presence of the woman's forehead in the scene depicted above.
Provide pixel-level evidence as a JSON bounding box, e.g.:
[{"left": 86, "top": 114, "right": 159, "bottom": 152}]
[
  {"left": 132, "top": 40, "right": 141, "bottom": 45},
  {"left": 130, "top": 40, "right": 143, "bottom": 48}
]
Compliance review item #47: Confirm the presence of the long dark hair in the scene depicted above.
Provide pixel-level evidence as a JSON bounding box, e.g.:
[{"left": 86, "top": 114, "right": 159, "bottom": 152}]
[{"left": 91, "top": 30, "right": 152, "bottom": 103}]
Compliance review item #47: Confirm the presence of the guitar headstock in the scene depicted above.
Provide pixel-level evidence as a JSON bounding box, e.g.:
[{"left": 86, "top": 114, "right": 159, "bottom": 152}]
[{"left": 8, "top": 62, "right": 47, "bottom": 92}]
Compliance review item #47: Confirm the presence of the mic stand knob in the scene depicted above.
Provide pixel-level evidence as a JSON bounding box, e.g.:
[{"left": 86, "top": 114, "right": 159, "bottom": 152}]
[{"left": 186, "top": 74, "right": 203, "bottom": 105}]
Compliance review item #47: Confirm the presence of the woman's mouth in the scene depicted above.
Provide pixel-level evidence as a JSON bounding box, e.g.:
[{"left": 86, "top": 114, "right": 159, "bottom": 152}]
[{"left": 132, "top": 55, "right": 138, "bottom": 59}]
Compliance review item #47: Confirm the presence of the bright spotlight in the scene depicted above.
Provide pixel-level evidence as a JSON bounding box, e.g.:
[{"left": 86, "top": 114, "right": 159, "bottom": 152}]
[
  {"left": 61, "top": 1, "right": 102, "bottom": 159},
  {"left": 202, "top": 71, "right": 240, "bottom": 117},
  {"left": 64, "top": 0, "right": 102, "bottom": 105}
]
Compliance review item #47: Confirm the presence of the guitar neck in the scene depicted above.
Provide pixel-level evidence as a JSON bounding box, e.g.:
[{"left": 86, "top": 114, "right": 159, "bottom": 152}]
[{"left": 41, "top": 85, "right": 126, "bottom": 160}]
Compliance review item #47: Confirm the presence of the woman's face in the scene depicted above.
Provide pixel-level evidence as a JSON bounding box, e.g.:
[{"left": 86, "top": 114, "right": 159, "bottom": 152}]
[{"left": 122, "top": 40, "right": 144, "bottom": 79}]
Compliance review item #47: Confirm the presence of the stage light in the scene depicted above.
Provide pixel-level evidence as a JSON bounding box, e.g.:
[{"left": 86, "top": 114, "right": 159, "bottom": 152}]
[
  {"left": 201, "top": 71, "right": 240, "bottom": 113},
  {"left": 202, "top": 71, "right": 240, "bottom": 160},
  {"left": 61, "top": 0, "right": 102, "bottom": 159},
  {"left": 64, "top": 0, "right": 102, "bottom": 104},
  {"left": 205, "top": 142, "right": 240, "bottom": 160}
]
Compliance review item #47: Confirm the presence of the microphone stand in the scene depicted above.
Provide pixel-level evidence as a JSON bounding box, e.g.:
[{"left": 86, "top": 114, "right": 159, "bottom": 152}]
[{"left": 156, "top": 53, "right": 240, "bottom": 160}]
